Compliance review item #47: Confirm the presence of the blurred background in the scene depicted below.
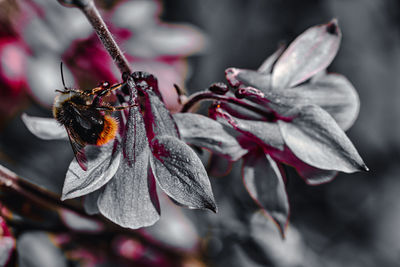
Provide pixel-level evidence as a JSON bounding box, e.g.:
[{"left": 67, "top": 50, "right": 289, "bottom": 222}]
[{"left": 0, "top": 0, "right": 399, "bottom": 266}]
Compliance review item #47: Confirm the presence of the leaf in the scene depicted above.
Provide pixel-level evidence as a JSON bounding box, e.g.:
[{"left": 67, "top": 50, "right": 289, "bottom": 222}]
[
  {"left": 21, "top": 113, "right": 68, "bottom": 140},
  {"left": 98, "top": 146, "right": 161, "bottom": 229},
  {"left": 242, "top": 152, "right": 289, "bottom": 236},
  {"left": 61, "top": 142, "right": 121, "bottom": 200},
  {"left": 278, "top": 105, "right": 367, "bottom": 173},
  {"left": 173, "top": 113, "right": 247, "bottom": 161},
  {"left": 272, "top": 20, "right": 341, "bottom": 89},
  {"left": 150, "top": 135, "right": 217, "bottom": 212}
]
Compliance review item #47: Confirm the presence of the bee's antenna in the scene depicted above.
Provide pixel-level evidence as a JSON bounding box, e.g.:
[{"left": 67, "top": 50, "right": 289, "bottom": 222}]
[{"left": 60, "top": 62, "right": 67, "bottom": 90}]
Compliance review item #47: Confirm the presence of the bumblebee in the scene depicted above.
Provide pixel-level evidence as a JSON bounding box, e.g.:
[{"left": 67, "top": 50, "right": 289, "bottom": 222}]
[{"left": 53, "top": 65, "right": 130, "bottom": 170}]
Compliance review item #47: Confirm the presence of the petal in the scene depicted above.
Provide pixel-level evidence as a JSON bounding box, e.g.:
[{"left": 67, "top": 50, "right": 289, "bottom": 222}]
[
  {"left": 272, "top": 20, "right": 341, "bottom": 88},
  {"left": 150, "top": 135, "right": 217, "bottom": 212},
  {"left": 123, "top": 104, "right": 148, "bottom": 165},
  {"left": 258, "top": 44, "right": 285, "bottom": 74},
  {"left": 112, "top": 0, "right": 159, "bottom": 30},
  {"left": 278, "top": 105, "right": 367, "bottom": 173},
  {"left": 143, "top": 194, "right": 199, "bottom": 251},
  {"left": 98, "top": 147, "right": 161, "bottom": 229},
  {"left": 236, "top": 75, "right": 359, "bottom": 131},
  {"left": 270, "top": 146, "right": 338, "bottom": 185},
  {"left": 225, "top": 67, "right": 272, "bottom": 92},
  {"left": 61, "top": 142, "right": 121, "bottom": 200},
  {"left": 18, "top": 232, "right": 67, "bottom": 267},
  {"left": 293, "top": 72, "right": 359, "bottom": 130},
  {"left": 128, "top": 24, "right": 207, "bottom": 57},
  {"left": 234, "top": 119, "right": 284, "bottom": 151},
  {"left": 219, "top": 102, "right": 266, "bottom": 121},
  {"left": 242, "top": 152, "right": 289, "bottom": 236},
  {"left": 0, "top": 218, "right": 14, "bottom": 266},
  {"left": 59, "top": 209, "right": 104, "bottom": 232},
  {"left": 207, "top": 153, "right": 234, "bottom": 177},
  {"left": 132, "top": 60, "right": 185, "bottom": 113},
  {"left": 173, "top": 113, "right": 247, "bottom": 161},
  {"left": 143, "top": 90, "right": 179, "bottom": 141},
  {"left": 83, "top": 190, "right": 101, "bottom": 215},
  {"left": 21, "top": 113, "right": 68, "bottom": 140},
  {"left": 250, "top": 212, "right": 308, "bottom": 265},
  {"left": 214, "top": 107, "right": 284, "bottom": 151},
  {"left": 295, "top": 163, "right": 338, "bottom": 185}
]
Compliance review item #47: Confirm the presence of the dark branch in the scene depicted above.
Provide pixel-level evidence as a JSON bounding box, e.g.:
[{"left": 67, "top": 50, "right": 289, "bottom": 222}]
[{"left": 59, "top": 0, "right": 132, "bottom": 78}]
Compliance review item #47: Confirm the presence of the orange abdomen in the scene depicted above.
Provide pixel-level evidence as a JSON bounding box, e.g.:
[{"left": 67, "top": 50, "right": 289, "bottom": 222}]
[{"left": 96, "top": 115, "right": 118, "bottom": 146}]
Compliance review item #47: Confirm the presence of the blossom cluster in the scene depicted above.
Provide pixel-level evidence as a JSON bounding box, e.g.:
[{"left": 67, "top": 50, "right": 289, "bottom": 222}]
[{"left": 22, "top": 20, "right": 367, "bottom": 236}]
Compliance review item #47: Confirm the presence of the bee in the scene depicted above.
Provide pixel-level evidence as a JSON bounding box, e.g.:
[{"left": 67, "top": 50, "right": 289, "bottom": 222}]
[{"left": 53, "top": 63, "right": 131, "bottom": 170}]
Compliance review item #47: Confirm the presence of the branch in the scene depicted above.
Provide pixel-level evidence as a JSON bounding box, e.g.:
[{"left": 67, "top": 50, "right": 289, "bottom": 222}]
[{"left": 59, "top": 0, "right": 132, "bottom": 77}]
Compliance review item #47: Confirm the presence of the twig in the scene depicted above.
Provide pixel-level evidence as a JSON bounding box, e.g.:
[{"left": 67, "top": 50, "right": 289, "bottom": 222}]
[{"left": 59, "top": 0, "right": 132, "bottom": 77}]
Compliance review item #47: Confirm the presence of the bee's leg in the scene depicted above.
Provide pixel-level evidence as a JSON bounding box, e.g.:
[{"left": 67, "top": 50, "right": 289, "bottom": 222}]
[
  {"left": 86, "top": 82, "right": 123, "bottom": 97},
  {"left": 95, "top": 103, "right": 135, "bottom": 112},
  {"left": 95, "top": 83, "right": 124, "bottom": 97},
  {"left": 91, "top": 82, "right": 125, "bottom": 106}
]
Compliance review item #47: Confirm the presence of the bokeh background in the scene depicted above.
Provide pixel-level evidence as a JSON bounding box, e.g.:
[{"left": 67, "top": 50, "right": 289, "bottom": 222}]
[{"left": 0, "top": 0, "right": 399, "bottom": 266}]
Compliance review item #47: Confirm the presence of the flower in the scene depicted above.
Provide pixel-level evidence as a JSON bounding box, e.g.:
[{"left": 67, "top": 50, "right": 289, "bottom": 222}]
[
  {"left": 7, "top": 0, "right": 205, "bottom": 111},
  {"left": 22, "top": 72, "right": 217, "bottom": 229},
  {"left": 176, "top": 20, "right": 367, "bottom": 236},
  {"left": 0, "top": 216, "right": 15, "bottom": 266}
]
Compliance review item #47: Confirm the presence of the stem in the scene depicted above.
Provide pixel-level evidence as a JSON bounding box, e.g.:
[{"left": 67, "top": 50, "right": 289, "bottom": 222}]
[{"left": 62, "top": 0, "right": 132, "bottom": 77}]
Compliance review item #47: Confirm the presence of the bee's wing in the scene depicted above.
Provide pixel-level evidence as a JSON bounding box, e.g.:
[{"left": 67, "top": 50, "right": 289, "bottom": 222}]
[{"left": 65, "top": 127, "right": 88, "bottom": 171}]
